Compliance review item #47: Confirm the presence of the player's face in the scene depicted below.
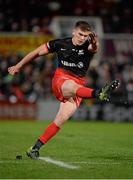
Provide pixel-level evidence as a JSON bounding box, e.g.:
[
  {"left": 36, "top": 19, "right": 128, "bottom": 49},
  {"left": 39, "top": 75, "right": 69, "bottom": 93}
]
[{"left": 72, "top": 28, "right": 90, "bottom": 46}]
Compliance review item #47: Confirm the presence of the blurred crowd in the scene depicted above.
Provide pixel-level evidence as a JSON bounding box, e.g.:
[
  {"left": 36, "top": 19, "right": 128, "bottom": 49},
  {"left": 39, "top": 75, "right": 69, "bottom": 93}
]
[
  {"left": 0, "top": 50, "right": 132, "bottom": 104},
  {"left": 0, "top": 0, "right": 132, "bottom": 33},
  {"left": 0, "top": 53, "right": 56, "bottom": 102},
  {"left": 0, "top": 0, "right": 133, "bottom": 104}
]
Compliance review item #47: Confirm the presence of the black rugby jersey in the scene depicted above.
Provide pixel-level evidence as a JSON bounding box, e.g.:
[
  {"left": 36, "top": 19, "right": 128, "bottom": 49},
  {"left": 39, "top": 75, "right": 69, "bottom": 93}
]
[{"left": 47, "top": 37, "right": 95, "bottom": 77}]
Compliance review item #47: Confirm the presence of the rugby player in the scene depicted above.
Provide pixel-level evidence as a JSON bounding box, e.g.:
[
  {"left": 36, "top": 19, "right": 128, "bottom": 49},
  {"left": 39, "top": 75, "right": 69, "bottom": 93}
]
[{"left": 8, "top": 21, "right": 120, "bottom": 159}]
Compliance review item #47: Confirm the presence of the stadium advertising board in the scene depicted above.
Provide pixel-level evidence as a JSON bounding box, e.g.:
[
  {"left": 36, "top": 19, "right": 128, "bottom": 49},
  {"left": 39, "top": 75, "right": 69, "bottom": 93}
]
[
  {"left": 34, "top": 100, "right": 133, "bottom": 122},
  {"left": 73, "top": 102, "right": 133, "bottom": 122},
  {"left": 0, "top": 101, "right": 37, "bottom": 120},
  {"left": 0, "top": 33, "right": 53, "bottom": 54},
  {"left": 103, "top": 34, "right": 133, "bottom": 58}
]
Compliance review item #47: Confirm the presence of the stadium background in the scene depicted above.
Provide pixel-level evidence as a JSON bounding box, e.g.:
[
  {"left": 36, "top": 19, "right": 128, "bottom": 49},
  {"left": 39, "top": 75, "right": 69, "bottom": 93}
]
[
  {"left": 0, "top": 0, "right": 133, "bottom": 121},
  {"left": 1, "top": 0, "right": 133, "bottom": 179}
]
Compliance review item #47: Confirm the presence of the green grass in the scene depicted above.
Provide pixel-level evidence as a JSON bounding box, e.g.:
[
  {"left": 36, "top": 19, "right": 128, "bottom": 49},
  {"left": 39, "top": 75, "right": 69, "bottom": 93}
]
[{"left": 0, "top": 120, "right": 133, "bottom": 179}]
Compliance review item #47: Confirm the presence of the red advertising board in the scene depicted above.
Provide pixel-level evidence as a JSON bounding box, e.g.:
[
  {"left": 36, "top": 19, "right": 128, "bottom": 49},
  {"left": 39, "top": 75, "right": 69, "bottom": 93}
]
[
  {"left": 0, "top": 101, "right": 37, "bottom": 120},
  {"left": 103, "top": 37, "right": 133, "bottom": 56}
]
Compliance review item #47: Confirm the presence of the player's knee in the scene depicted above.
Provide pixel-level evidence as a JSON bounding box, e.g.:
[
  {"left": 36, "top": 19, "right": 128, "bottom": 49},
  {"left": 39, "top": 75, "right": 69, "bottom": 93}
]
[
  {"left": 62, "top": 80, "right": 80, "bottom": 94},
  {"left": 55, "top": 114, "right": 70, "bottom": 125}
]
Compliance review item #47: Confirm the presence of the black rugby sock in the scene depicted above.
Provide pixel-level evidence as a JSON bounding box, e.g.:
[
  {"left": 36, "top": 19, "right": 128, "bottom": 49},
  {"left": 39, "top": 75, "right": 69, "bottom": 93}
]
[
  {"left": 92, "top": 89, "right": 100, "bottom": 98},
  {"left": 33, "top": 139, "right": 44, "bottom": 150}
]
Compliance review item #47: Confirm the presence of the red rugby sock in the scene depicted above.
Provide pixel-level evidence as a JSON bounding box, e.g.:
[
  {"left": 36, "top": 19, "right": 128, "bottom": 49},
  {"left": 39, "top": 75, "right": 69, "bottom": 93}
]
[
  {"left": 76, "top": 86, "right": 94, "bottom": 98},
  {"left": 39, "top": 122, "right": 60, "bottom": 144}
]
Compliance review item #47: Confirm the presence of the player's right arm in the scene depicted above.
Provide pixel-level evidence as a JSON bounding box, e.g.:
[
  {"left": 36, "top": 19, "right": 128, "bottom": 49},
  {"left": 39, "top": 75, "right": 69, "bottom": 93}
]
[
  {"left": 8, "top": 43, "right": 49, "bottom": 75},
  {"left": 88, "top": 32, "right": 99, "bottom": 53}
]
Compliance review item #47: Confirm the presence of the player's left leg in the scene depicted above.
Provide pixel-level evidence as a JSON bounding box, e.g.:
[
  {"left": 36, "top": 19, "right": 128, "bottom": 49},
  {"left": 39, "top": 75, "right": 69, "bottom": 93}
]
[
  {"left": 61, "top": 79, "right": 94, "bottom": 98},
  {"left": 26, "top": 99, "right": 78, "bottom": 159},
  {"left": 61, "top": 79, "right": 120, "bottom": 101}
]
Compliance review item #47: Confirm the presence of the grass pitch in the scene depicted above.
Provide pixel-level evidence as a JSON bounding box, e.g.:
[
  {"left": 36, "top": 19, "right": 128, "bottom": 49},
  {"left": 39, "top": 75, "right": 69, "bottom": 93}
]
[{"left": 0, "top": 120, "right": 133, "bottom": 179}]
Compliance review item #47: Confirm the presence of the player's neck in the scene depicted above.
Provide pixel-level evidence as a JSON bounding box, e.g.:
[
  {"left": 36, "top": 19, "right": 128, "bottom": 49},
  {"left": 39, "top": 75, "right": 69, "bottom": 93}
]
[{"left": 72, "top": 37, "right": 78, "bottom": 46}]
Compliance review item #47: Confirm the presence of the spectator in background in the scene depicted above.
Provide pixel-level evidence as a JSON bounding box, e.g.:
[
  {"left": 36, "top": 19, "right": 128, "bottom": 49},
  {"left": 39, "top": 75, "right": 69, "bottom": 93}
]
[{"left": 0, "top": 0, "right": 132, "bottom": 33}]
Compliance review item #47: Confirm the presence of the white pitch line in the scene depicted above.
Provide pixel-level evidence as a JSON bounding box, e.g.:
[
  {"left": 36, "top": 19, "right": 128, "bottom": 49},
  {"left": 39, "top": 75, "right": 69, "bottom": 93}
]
[
  {"left": 70, "top": 162, "right": 120, "bottom": 165},
  {"left": 0, "top": 160, "right": 121, "bottom": 165},
  {"left": 39, "top": 156, "right": 80, "bottom": 169}
]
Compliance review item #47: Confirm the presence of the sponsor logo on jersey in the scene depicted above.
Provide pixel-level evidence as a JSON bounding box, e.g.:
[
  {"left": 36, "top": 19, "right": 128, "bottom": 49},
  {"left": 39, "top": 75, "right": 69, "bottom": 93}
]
[
  {"left": 72, "top": 49, "right": 76, "bottom": 51},
  {"left": 72, "top": 49, "right": 84, "bottom": 55},
  {"left": 78, "top": 49, "right": 84, "bottom": 55},
  {"left": 61, "top": 60, "right": 83, "bottom": 68},
  {"left": 61, "top": 48, "right": 66, "bottom": 51},
  {"left": 77, "top": 62, "right": 83, "bottom": 68}
]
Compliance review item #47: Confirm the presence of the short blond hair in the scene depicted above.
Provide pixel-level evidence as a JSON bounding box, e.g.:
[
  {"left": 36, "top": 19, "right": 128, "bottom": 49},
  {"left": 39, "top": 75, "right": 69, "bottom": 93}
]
[{"left": 75, "top": 21, "right": 91, "bottom": 31}]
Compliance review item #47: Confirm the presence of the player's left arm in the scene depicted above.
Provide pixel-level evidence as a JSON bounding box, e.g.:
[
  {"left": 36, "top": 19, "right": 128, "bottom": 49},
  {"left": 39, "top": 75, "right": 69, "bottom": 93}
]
[{"left": 88, "top": 32, "right": 99, "bottom": 53}]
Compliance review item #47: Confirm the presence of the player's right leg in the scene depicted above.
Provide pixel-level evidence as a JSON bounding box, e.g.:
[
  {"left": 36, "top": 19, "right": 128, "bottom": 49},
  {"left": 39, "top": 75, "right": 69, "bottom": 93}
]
[
  {"left": 26, "top": 100, "right": 78, "bottom": 159},
  {"left": 26, "top": 146, "right": 39, "bottom": 160}
]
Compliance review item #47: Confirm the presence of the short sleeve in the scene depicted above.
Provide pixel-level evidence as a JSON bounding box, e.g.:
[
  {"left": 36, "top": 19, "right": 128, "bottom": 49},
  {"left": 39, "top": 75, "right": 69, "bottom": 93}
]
[{"left": 47, "top": 39, "right": 61, "bottom": 53}]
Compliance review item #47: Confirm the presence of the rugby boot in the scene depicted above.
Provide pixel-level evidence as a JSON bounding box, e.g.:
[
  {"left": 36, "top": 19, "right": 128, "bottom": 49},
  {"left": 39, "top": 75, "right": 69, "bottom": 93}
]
[
  {"left": 98, "top": 80, "right": 120, "bottom": 101},
  {"left": 26, "top": 146, "right": 39, "bottom": 160}
]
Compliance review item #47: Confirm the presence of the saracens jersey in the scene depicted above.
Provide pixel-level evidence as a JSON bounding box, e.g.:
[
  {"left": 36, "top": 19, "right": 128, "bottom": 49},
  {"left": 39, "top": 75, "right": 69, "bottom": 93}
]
[{"left": 47, "top": 37, "right": 95, "bottom": 77}]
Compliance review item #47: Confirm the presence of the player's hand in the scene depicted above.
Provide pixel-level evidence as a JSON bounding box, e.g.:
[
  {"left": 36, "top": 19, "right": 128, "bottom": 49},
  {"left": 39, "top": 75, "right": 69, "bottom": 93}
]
[
  {"left": 88, "top": 31, "right": 99, "bottom": 52},
  {"left": 8, "top": 66, "right": 20, "bottom": 75},
  {"left": 89, "top": 31, "right": 97, "bottom": 44}
]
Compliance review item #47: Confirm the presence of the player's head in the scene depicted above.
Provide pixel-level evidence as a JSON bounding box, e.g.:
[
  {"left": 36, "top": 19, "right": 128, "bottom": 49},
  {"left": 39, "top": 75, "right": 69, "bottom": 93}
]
[
  {"left": 72, "top": 21, "right": 92, "bottom": 46},
  {"left": 75, "top": 21, "right": 91, "bottom": 32}
]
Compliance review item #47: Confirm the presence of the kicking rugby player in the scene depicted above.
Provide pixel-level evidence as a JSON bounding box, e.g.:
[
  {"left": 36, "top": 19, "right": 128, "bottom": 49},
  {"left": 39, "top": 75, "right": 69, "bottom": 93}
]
[{"left": 8, "top": 21, "right": 120, "bottom": 159}]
